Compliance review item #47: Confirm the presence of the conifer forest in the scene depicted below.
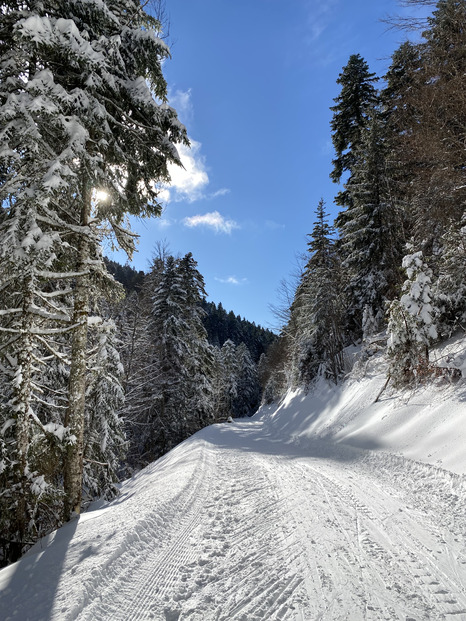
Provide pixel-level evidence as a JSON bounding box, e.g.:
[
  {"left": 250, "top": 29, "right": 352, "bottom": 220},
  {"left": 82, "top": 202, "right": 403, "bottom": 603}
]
[{"left": 0, "top": 0, "right": 465, "bottom": 569}]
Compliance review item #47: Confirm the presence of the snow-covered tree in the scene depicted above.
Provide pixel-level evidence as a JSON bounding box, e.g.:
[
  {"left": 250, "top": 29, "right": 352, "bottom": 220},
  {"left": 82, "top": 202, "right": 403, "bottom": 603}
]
[
  {"left": 388, "top": 250, "right": 438, "bottom": 384},
  {"left": 232, "top": 343, "right": 260, "bottom": 417},
  {"left": 338, "top": 111, "right": 404, "bottom": 337},
  {"left": 216, "top": 340, "right": 240, "bottom": 418},
  {"left": 0, "top": 206, "right": 72, "bottom": 559},
  {"left": 83, "top": 319, "right": 126, "bottom": 503},
  {"left": 0, "top": 0, "right": 188, "bottom": 521},
  {"left": 290, "top": 200, "right": 345, "bottom": 384},
  {"left": 434, "top": 218, "right": 466, "bottom": 337},
  {"left": 130, "top": 253, "right": 215, "bottom": 461}
]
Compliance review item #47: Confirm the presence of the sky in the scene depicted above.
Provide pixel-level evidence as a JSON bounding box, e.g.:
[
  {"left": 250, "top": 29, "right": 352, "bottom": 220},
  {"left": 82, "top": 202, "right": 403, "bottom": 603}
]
[{"left": 107, "top": 0, "right": 429, "bottom": 331}]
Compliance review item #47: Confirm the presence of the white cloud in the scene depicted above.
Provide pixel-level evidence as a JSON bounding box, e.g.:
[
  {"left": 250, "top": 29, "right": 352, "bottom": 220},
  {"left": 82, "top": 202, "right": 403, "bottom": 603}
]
[
  {"left": 159, "top": 89, "right": 229, "bottom": 204},
  {"left": 183, "top": 211, "right": 239, "bottom": 234},
  {"left": 162, "top": 139, "right": 209, "bottom": 203},
  {"left": 210, "top": 188, "right": 231, "bottom": 199},
  {"left": 215, "top": 276, "right": 249, "bottom": 286},
  {"left": 168, "top": 88, "right": 193, "bottom": 122},
  {"left": 304, "top": 0, "right": 338, "bottom": 43}
]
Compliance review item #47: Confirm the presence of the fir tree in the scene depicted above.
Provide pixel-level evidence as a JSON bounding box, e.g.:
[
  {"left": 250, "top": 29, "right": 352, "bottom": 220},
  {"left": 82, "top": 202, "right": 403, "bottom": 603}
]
[
  {"left": 290, "top": 200, "right": 345, "bottom": 384},
  {"left": 330, "top": 54, "right": 379, "bottom": 212},
  {"left": 83, "top": 319, "right": 126, "bottom": 503},
  {"left": 434, "top": 217, "right": 466, "bottom": 336},
  {"left": 232, "top": 343, "right": 260, "bottom": 417},
  {"left": 338, "top": 111, "right": 404, "bottom": 337}
]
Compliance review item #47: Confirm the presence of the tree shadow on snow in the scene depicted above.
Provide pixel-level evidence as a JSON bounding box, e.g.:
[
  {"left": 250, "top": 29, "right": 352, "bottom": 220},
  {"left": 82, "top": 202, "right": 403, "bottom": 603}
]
[
  {"left": 203, "top": 419, "right": 383, "bottom": 465},
  {"left": 0, "top": 518, "right": 79, "bottom": 621}
]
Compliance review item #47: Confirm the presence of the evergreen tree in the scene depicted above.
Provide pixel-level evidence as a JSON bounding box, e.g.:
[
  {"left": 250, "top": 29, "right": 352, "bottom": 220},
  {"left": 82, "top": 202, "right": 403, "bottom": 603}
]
[
  {"left": 330, "top": 54, "right": 379, "bottom": 211},
  {"left": 338, "top": 111, "right": 404, "bottom": 337},
  {"left": 177, "top": 253, "right": 215, "bottom": 433},
  {"left": 388, "top": 250, "right": 438, "bottom": 384},
  {"left": 232, "top": 343, "right": 260, "bottom": 417},
  {"left": 83, "top": 319, "right": 126, "bottom": 503},
  {"left": 217, "top": 340, "right": 240, "bottom": 418},
  {"left": 142, "top": 254, "right": 214, "bottom": 459},
  {"left": 290, "top": 200, "right": 345, "bottom": 384},
  {"left": 0, "top": 209, "right": 72, "bottom": 559},
  {"left": 434, "top": 216, "right": 466, "bottom": 336}
]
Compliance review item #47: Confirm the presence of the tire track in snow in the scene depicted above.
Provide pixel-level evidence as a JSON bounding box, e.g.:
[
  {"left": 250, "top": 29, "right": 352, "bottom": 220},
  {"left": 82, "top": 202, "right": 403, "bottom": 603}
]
[
  {"left": 255, "top": 447, "right": 466, "bottom": 621},
  {"left": 75, "top": 440, "right": 213, "bottom": 621},
  {"left": 79, "top": 427, "right": 304, "bottom": 621},
  {"left": 55, "top": 420, "right": 466, "bottom": 621},
  {"left": 316, "top": 462, "right": 466, "bottom": 619}
]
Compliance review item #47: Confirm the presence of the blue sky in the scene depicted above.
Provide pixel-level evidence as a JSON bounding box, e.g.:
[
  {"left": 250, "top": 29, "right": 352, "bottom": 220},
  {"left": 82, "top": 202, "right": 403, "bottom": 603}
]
[{"left": 108, "top": 0, "right": 427, "bottom": 330}]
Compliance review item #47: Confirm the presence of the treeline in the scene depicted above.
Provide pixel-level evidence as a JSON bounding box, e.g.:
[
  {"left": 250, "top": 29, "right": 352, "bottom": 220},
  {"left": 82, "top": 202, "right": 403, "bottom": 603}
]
[{"left": 262, "top": 0, "right": 466, "bottom": 400}]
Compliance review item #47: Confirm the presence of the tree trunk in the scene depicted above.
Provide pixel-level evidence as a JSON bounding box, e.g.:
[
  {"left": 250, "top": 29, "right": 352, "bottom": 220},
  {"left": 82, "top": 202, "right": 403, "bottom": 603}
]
[
  {"left": 14, "top": 270, "right": 34, "bottom": 548},
  {"left": 63, "top": 181, "right": 91, "bottom": 520}
]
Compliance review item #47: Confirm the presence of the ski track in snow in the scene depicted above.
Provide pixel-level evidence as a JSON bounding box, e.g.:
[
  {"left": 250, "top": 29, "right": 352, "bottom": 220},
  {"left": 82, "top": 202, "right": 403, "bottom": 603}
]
[{"left": 2, "top": 418, "right": 466, "bottom": 621}]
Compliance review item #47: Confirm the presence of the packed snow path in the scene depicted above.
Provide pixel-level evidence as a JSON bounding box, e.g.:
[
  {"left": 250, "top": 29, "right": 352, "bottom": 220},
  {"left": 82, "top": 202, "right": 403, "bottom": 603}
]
[{"left": 2, "top": 418, "right": 466, "bottom": 620}]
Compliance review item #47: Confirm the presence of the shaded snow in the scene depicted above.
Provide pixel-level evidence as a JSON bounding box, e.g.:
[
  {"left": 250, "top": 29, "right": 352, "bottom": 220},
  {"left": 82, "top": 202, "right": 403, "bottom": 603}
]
[{"left": 1, "top": 336, "right": 466, "bottom": 620}]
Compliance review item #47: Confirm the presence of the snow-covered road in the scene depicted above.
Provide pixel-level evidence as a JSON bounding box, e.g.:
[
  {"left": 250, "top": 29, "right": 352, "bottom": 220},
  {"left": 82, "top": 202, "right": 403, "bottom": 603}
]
[{"left": 2, "top": 418, "right": 466, "bottom": 620}]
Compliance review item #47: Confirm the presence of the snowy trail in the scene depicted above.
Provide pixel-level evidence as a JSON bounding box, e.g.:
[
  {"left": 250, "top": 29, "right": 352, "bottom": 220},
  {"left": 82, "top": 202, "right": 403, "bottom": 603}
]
[{"left": 2, "top": 418, "right": 466, "bottom": 620}]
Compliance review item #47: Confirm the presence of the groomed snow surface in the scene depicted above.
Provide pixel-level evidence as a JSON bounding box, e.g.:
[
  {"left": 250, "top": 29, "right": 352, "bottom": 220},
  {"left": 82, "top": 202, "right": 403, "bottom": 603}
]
[{"left": 1, "top": 338, "right": 466, "bottom": 620}]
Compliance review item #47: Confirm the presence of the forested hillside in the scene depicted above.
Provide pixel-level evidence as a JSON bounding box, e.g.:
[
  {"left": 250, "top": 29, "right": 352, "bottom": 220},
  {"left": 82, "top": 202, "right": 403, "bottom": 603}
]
[
  {"left": 105, "top": 258, "right": 277, "bottom": 363},
  {"left": 261, "top": 0, "right": 466, "bottom": 401}
]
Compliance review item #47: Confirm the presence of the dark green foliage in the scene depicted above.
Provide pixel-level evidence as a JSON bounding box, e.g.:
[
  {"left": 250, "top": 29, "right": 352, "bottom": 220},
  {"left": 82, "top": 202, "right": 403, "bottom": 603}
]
[
  {"left": 107, "top": 259, "right": 277, "bottom": 364},
  {"left": 330, "top": 54, "right": 379, "bottom": 211},
  {"left": 104, "top": 259, "right": 145, "bottom": 294},
  {"left": 201, "top": 300, "right": 277, "bottom": 362},
  {"left": 290, "top": 200, "right": 345, "bottom": 384},
  {"left": 338, "top": 111, "right": 405, "bottom": 337}
]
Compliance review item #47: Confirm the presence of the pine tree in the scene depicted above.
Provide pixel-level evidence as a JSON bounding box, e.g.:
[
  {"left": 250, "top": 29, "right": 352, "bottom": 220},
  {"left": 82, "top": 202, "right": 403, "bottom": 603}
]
[
  {"left": 434, "top": 216, "right": 466, "bottom": 336},
  {"left": 83, "top": 319, "right": 126, "bottom": 503},
  {"left": 177, "top": 253, "right": 215, "bottom": 433},
  {"left": 0, "top": 204, "right": 72, "bottom": 559},
  {"left": 217, "top": 340, "right": 240, "bottom": 418},
  {"left": 141, "top": 254, "right": 215, "bottom": 459},
  {"left": 232, "top": 343, "right": 260, "bottom": 417},
  {"left": 338, "top": 111, "right": 404, "bottom": 337}
]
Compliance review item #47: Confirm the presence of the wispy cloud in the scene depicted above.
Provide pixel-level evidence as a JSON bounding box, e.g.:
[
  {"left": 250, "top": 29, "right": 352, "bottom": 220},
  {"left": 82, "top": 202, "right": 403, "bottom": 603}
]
[
  {"left": 183, "top": 211, "right": 239, "bottom": 234},
  {"left": 215, "top": 276, "right": 249, "bottom": 286},
  {"left": 304, "top": 0, "right": 339, "bottom": 43},
  {"left": 162, "top": 139, "right": 209, "bottom": 203},
  {"left": 169, "top": 88, "right": 194, "bottom": 123},
  {"left": 160, "top": 89, "right": 229, "bottom": 203},
  {"left": 265, "top": 220, "right": 285, "bottom": 231}
]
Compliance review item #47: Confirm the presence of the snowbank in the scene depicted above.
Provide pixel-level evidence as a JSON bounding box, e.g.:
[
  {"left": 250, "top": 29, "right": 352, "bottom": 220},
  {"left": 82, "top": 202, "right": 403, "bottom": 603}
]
[{"left": 257, "top": 333, "right": 466, "bottom": 475}]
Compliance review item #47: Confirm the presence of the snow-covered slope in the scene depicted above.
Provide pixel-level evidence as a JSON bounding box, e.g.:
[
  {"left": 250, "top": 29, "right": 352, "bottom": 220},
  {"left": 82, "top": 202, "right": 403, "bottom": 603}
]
[
  {"left": 260, "top": 334, "right": 466, "bottom": 475},
  {"left": 1, "top": 338, "right": 466, "bottom": 620}
]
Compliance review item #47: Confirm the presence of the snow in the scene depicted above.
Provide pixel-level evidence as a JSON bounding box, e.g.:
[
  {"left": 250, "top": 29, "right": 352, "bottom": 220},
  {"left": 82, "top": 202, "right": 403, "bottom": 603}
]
[{"left": 1, "top": 338, "right": 466, "bottom": 620}]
